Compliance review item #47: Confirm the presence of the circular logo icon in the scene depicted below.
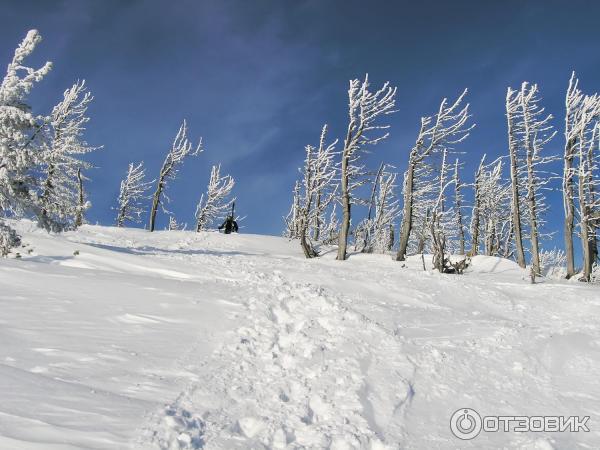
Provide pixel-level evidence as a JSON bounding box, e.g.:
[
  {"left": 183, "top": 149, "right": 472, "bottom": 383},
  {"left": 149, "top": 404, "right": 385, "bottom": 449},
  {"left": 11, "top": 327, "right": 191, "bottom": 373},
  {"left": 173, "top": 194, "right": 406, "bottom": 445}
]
[{"left": 450, "top": 408, "right": 482, "bottom": 440}]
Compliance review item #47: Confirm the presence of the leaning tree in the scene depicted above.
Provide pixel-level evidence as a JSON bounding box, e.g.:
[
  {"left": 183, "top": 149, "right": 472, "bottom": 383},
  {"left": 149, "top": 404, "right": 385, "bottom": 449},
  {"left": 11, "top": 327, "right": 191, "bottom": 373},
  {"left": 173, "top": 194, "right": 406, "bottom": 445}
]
[
  {"left": 337, "top": 74, "right": 397, "bottom": 261},
  {"left": 149, "top": 120, "right": 202, "bottom": 232},
  {"left": 396, "top": 89, "right": 473, "bottom": 261}
]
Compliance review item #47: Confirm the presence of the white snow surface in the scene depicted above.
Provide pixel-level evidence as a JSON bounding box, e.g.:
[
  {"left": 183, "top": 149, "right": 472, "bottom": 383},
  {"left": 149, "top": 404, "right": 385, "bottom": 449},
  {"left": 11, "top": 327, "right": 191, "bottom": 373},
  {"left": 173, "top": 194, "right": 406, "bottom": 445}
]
[{"left": 0, "top": 222, "right": 599, "bottom": 449}]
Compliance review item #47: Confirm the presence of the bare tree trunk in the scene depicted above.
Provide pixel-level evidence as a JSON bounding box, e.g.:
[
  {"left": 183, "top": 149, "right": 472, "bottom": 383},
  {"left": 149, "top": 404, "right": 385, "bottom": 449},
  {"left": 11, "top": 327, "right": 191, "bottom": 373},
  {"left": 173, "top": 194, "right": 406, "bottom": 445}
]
[
  {"left": 416, "top": 207, "right": 429, "bottom": 254},
  {"left": 507, "top": 94, "right": 526, "bottom": 268},
  {"left": 485, "top": 221, "right": 495, "bottom": 256},
  {"left": 457, "top": 217, "right": 465, "bottom": 255},
  {"left": 580, "top": 205, "right": 592, "bottom": 281},
  {"left": 74, "top": 168, "right": 84, "bottom": 228},
  {"left": 587, "top": 142, "right": 599, "bottom": 268},
  {"left": 454, "top": 159, "right": 465, "bottom": 255},
  {"left": 502, "top": 218, "right": 514, "bottom": 258},
  {"left": 362, "top": 162, "right": 384, "bottom": 252},
  {"left": 388, "top": 224, "right": 394, "bottom": 252},
  {"left": 578, "top": 136, "right": 593, "bottom": 280},
  {"left": 116, "top": 207, "right": 125, "bottom": 228},
  {"left": 312, "top": 193, "right": 321, "bottom": 241},
  {"left": 470, "top": 157, "right": 484, "bottom": 255},
  {"left": 396, "top": 160, "right": 414, "bottom": 261},
  {"left": 337, "top": 153, "right": 351, "bottom": 260},
  {"left": 149, "top": 180, "right": 163, "bottom": 232},
  {"left": 523, "top": 113, "right": 541, "bottom": 275},
  {"left": 563, "top": 137, "right": 576, "bottom": 278},
  {"left": 300, "top": 225, "right": 317, "bottom": 258},
  {"left": 430, "top": 212, "right": 446, "bottom": 273},
  {"left": 40, "top": 163, "right": 55, "bottom": 224},
  {"left": 526, "top": 184, "right": 541, "bottom": 274}
]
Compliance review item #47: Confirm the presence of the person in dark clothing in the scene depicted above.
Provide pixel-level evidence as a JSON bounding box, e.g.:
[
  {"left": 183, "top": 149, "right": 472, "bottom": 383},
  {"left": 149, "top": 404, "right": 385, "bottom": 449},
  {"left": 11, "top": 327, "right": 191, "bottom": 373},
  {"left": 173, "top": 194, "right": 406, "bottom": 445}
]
[{"left": 218, "top": 215, "right": 238, "bottom": 234}]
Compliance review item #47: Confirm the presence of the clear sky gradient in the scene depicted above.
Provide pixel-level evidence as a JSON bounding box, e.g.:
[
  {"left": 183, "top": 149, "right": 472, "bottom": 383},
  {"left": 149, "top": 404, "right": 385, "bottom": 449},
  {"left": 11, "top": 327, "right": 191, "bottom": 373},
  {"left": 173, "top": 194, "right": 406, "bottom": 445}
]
[{"left": 1, "top": 0, "right": 599, "bottom": 248}]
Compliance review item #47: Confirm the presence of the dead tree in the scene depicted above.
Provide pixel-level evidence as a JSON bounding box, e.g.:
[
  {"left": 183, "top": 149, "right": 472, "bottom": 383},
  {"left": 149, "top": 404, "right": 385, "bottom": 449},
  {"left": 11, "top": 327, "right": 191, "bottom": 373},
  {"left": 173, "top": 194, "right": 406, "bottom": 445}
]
[
  {"left": 195, "top": 164, "right": 235, "bottom": 232},
  {"left": 563, "top": 72, "right": 600, "bottom": 279},
  {"left": 371, "top": 166, "right": 400, "bottom": 253},
  {"left": 284, "top": 180, "right": 301, "bottom": 239},
  {"left": 471, "top": 156, "right": 512, "bottom": 257},
  {"left": 298, "top": 125, "right": 337, "bottom": 258},
  {"left": 469, "top": 155, "right": 486, "bottom": 255},
  {"left": 149, "top": 120, "right": 202, "bottom": 232},
  {"left": 116, "top": 162, "right": 153, "bottom": 227},
  {"left": 506, "top": 87, "right": 527, "bottom": 268},
  {"left": 337, "top": 74, "right": 397, "bottom": 260},
  {"left": 396, "top": 89, "right": 473, "bottom": 261},
  {"left": 453, "top": 159, "right": 466, "bottom": 255},
  {"left": 518, "top": 82, "right": 557, "bottom": 279},
  {"left": 576, "top": 120, "right": 600, "bottom": 280}
]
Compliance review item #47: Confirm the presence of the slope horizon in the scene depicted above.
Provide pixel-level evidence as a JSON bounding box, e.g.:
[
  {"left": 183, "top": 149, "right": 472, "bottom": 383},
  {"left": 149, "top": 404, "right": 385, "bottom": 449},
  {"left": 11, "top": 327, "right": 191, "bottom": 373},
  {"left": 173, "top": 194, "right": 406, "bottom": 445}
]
[{"left": 1, "top": 0, "right": 600, "bottom": 263}]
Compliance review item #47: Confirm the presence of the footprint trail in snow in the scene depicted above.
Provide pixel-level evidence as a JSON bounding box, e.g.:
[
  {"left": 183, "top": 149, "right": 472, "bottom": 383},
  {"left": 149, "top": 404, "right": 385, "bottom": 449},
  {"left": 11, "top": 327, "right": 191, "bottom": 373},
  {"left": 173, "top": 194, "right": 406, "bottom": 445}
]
[{"left": 144, "top": 264, "right": 415, "bottom": 449}]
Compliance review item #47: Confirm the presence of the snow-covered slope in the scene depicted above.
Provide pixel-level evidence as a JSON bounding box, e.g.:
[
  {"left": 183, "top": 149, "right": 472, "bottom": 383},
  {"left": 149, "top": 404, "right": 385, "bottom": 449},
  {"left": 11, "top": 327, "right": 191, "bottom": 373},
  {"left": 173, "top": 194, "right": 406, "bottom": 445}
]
[{"left": 0, "top": 222, "right": 599, "bottom": 449}]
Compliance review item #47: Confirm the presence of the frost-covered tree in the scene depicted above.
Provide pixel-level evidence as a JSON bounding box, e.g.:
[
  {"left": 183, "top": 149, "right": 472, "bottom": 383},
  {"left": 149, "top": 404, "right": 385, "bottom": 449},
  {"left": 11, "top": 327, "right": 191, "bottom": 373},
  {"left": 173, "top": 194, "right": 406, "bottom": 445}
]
[
  {"left": 539, "top": 248, "right": 567, "bottom": 278},
  {"left": 116, "top": 162, "right": 153, "bottom": 227},
  {"left": 320, "top": 203, "right": 340, "bottom": 245},
  {"left": 296, "top": 125, "right": 337, "bottom": 258},
  {"left": 470, "top": 156, "right": 485, "bottom": 255},
  {"left": 453, "top": 159, "right": 466, "bottom": 255},
  {"left": 337, "top": 74, "right": 397, "bottom": 260},
  {"left": 506, "top": 82, "right": 557, "bottom": 276},
  {"left": 474, "top": 157, "right": 512, "bottom": 257},
  {"left": 39, "top": 80, "right": 98, "bottom": 230},
  {"left": 167, "top": 216, "right": 185, "bottom": 231},
  {"left": 0, "top": 30, "right": 52, "bottom": 249},
  {"left": 575, "top": 119, "right": 600, "bottom": 281},
  {"left": 149, "top": 120, "right": 202, "bottom": 232},
  {"left": 396, "top": 89, "right": 473, "bottom": 261},
  {"left": 356, "top": 162, "right": 385, "bottom": 252},
  {"left": 371, "top": 166, "right": 400, "bottom": 253},
  {"left": 429, "top": 150, "right": 456, "bottom": 272},
  {"left": 563, "top": 72, "right": 600, "bottom": 280},
  {"left": 0, "top": 30, "right": 99, "bottom": 252},
  {"left": 506, "top": 87, "right": 527, "bottom": 268},
  {"left": 195, "top": 164, "right": 235, "bottom": 232},
  {"left": 519, "top": 82, "right": 557, "bottom": 278},
  {"left": 283, "top": 180, "right": 301, "bottom": 239},
  {"left": 0, "top": 221, "right": 21, "bottom": 256}
]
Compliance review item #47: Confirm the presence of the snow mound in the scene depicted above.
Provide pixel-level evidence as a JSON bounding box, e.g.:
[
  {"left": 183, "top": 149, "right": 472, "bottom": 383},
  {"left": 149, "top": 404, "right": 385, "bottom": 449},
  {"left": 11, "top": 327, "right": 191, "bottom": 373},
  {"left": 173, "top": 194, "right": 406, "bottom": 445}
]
[{"left": 468, "top": 254, "right": 525, "bottom": 275}]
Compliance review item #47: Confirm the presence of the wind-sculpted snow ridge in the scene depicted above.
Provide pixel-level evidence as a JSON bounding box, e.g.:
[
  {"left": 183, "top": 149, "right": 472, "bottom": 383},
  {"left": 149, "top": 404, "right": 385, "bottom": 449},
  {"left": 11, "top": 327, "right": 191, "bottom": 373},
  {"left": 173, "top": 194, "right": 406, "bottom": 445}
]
[{"left": 1, "top": 223, "right": 600, "bottom": 449}]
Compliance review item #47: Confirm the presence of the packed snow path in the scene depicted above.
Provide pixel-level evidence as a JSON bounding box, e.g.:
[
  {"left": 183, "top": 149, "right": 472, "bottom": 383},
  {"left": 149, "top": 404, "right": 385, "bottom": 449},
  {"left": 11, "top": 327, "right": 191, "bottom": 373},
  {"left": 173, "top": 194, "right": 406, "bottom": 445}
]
[
  {"left": 141, "top": 263, "right": 415, "bottom": 449},
  {"left": 0, "top": 223, "right": 599, "bottom": 449}
]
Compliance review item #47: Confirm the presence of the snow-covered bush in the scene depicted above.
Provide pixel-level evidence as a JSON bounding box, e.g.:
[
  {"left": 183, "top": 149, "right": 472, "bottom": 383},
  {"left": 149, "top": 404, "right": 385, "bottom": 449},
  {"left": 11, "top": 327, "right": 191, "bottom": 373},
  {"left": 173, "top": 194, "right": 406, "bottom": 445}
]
[
  {"left": 0, "top": 221, "right": 21, "bottom": 256},
  {"left": 539, "top": 248, "right": 567, "bottom": 278}
]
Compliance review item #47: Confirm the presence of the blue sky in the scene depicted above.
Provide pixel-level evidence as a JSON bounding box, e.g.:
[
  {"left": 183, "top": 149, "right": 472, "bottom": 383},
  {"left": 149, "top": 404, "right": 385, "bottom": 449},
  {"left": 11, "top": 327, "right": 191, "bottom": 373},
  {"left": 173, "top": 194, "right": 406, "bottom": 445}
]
[{"left": 1, "top": 0, "right": 599, "bottom": 248}]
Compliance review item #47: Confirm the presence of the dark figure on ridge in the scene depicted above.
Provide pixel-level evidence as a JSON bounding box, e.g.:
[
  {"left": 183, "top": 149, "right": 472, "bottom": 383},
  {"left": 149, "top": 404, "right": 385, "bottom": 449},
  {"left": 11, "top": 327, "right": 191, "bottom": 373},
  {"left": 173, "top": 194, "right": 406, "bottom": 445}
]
[{"left": 219, "top": 215, "right": 238, "bottom": 234}]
